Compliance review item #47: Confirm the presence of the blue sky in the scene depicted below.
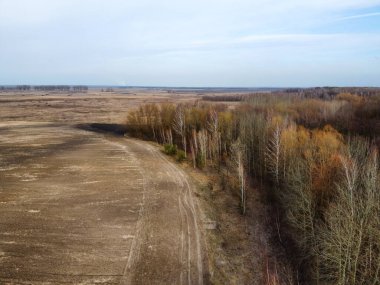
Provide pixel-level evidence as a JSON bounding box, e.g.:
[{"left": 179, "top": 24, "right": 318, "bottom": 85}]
[{"left": 0, "top": 0, "right": 380, "bottom": 87}]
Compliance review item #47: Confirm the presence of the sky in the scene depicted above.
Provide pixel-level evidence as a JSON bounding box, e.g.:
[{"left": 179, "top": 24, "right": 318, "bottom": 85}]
[{"left": 0, "top": 0, "right": 380, "bottom": 87}]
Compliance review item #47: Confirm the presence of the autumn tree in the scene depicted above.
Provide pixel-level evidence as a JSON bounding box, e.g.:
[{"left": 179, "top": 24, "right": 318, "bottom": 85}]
[
  {"left": 125, "top": 95, "right": 380, "bottom": 284},
  {"left": 159, "top": 104, "right": 175, "bottom": 144},
  {"left": 318, "top": 138, "right": 380, "bottom": 285}
]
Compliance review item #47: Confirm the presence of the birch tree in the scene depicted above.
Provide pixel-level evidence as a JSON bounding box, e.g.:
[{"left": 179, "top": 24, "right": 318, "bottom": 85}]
[
  {"left": 319, "top": 139, "right": 380, "bottom": 285},
  {"left": 231, "top": 139, "right": 247, "bottom": 214},
  {"left": 190, "top": 129, "right": 198, "bottom": 168},
  {"left": 173, "top": 105, "right": 187, "bottom": 157},
  {"left": 266, "top": 123, "right": 282, "bottom": 188},
  {"left": 197, "top": 129, "right": 208, "bottom": 168},
  {"left": 207, "top": 109, "right": 221, "bottom": 162}
]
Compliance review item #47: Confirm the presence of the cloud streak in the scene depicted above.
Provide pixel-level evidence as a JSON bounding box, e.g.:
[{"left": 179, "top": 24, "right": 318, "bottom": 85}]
[{"left": 336, "top": 12, "right": 380, "bottom": 21}]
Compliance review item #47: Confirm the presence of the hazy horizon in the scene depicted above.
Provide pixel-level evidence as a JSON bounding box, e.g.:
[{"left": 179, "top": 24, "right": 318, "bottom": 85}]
[
  {"left": 3, "top": 84, "right": 380, "bottom": 89},
  {"left": 1, "top": 0, "right": 380, "bottom": 87}
]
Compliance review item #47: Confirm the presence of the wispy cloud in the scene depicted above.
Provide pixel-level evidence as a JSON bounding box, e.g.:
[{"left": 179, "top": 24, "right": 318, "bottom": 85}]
[
  {"left": 336, "top": 12, "right": 380, "bottom": 21},
  {"left": 188, "top": 33, "right": 380, "bottom": 50},
  {"left": 233, "top": 34, "right": 335, "bottom": 44}
]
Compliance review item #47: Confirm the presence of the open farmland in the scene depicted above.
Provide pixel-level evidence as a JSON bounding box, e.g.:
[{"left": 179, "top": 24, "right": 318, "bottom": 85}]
[{"left": 0, "top": 90, "right": 206, "bottom": 284}]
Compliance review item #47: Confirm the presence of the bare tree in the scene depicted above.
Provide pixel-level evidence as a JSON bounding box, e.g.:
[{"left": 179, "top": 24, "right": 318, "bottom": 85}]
[
  {"left": 190, "top": 129, "right": 198, "bottom": 168},
  {"left": 207, "top": 109, "right": 221, "bottom": 162},
  {"left": 231, "top": 139, "right": 247, "bottom": 214},
  {"left": 266, "top": 124, "right": 282, "bottom": 188},
  {"left": 173, "top": 105, "right": 187, "bottom": 157},
  {"left": 197, "top": 129, "right": 208, "bottom": 168},
  {"left": 319, "top": 139, "right": 380, "bottom": 285}
]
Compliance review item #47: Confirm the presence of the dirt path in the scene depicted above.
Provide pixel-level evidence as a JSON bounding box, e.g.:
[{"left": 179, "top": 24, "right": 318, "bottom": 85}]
[{"left": 0, "top": 122, "right": 204, "bottom": 284}]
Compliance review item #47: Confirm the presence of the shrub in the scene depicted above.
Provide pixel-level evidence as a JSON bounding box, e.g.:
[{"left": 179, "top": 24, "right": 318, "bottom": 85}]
[
  {"left": 163, "top": 144, "right": 177, "bottom": 155},
  {"left": 176, "top": 150, "right": 186, "bottom": 162},
  {"left": 196, "top": 153, "right": 206, "bottom": 169}
]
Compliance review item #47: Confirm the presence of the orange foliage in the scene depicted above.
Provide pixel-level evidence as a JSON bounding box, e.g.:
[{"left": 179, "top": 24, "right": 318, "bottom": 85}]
[{"left": 281, "top": 124, "right": 343, "bottom": 200}]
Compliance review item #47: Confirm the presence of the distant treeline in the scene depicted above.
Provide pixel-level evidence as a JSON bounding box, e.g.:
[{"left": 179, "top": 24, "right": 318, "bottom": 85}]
[
  {"left": 0, "top": 85, "right": 88, "bottom": 92},
  {"left": 281, "top": 87, "right": 380, "bottom": 99},
  {"left": 202, "top": 87, "right": 380, "bottom": 102},
  {"left": 202, "top": 94, "right": 245, "bottom": 102}
]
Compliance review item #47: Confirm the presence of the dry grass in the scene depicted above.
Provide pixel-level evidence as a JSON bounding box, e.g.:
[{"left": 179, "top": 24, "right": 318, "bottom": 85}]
[{"left": 180, "top": 163, "right": 294, "bottom": 285}]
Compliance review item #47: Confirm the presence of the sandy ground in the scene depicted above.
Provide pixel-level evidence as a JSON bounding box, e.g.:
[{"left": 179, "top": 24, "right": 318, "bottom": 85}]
[{"left": 0, "top": 91, "right": 205, "bottom": 284}]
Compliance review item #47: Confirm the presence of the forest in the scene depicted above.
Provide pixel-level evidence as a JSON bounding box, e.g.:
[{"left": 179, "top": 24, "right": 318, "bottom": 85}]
[{"left": 125, "top": 91, "right": 380, "bottom": 285}]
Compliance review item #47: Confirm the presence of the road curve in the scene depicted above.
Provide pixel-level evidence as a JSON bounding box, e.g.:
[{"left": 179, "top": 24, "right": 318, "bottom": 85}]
[{"left": 0, "top": 123, "right": 204, "bottom": 284}]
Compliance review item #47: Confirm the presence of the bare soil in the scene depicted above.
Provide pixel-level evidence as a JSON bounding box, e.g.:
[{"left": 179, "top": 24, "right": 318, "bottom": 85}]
[
  {"left": 0, "top": 90, "right": 204, "bottom": 284},
  {"left": 0, "top": 90, "right": 287, "bottom": 285}
]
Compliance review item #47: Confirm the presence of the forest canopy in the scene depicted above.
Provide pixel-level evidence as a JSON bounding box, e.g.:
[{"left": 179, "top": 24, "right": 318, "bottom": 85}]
[{"left": 125, "top": 92, "right": 380, "bottom": 285}]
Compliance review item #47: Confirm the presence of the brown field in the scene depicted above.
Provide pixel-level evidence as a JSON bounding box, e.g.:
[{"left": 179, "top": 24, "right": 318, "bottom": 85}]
[
  {"left": 0, "top": 90, "right": 209, "bottom": 284},
  {"left": 0, "top": 89, "right": 268, "bottom": 285},
  {"left": 0, "top": 89, "right": 201, "bottom": 123}
]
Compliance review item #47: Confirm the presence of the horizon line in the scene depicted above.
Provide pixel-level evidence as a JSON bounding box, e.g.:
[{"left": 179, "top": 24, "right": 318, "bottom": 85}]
[{"left": 1, "top": 84, "right": 380, "bottom": 89}]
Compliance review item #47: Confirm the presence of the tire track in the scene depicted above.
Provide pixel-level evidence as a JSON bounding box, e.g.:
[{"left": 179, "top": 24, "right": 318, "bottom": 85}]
[
  {"left": 96, "top": 136, "right": 205, "bottom": 284},
  {"left": 140, "top": 140, "right": 204, "bottom": 285},
  {"left": 105, "top": 141, "right": 147, "bottom": 285}
]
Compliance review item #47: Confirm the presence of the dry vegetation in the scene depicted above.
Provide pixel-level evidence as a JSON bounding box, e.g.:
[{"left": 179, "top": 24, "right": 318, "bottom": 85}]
[
  {"left": 0, "top": 89, "right": 207, "bottom": 283},
  {"left": 125, "top": 91, "right": 380, "bottom": 285},
  {"left": 1, "top": 88, "right": 379, "bottom": 284}
]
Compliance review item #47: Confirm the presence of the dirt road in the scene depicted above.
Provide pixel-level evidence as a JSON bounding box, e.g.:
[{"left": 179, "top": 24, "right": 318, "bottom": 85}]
[{"left": 0, "top": 121, "right": 204, "bottom": 284}]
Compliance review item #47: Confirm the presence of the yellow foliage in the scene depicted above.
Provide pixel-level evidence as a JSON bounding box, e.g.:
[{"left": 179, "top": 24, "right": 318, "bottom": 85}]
[
  {"left": 270, "top": 115, "right": 286, "bottom": 130},
  {"left": 281, "top": 124, "right": 343, "bottom": 198},
  {"left": 311, "top": 125, "right": 343, "bottom": 164},
  {"left": 336, "top": 93, "right": 363, "bottom": 104}
]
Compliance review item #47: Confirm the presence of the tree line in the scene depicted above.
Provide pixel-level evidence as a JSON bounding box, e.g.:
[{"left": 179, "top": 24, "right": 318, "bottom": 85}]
[
  {"left": 0, "top": 85, "right": 88, "bottom": 92},
  {"left": 125, "top": 93, "right": 380, "bottom": 285}
]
